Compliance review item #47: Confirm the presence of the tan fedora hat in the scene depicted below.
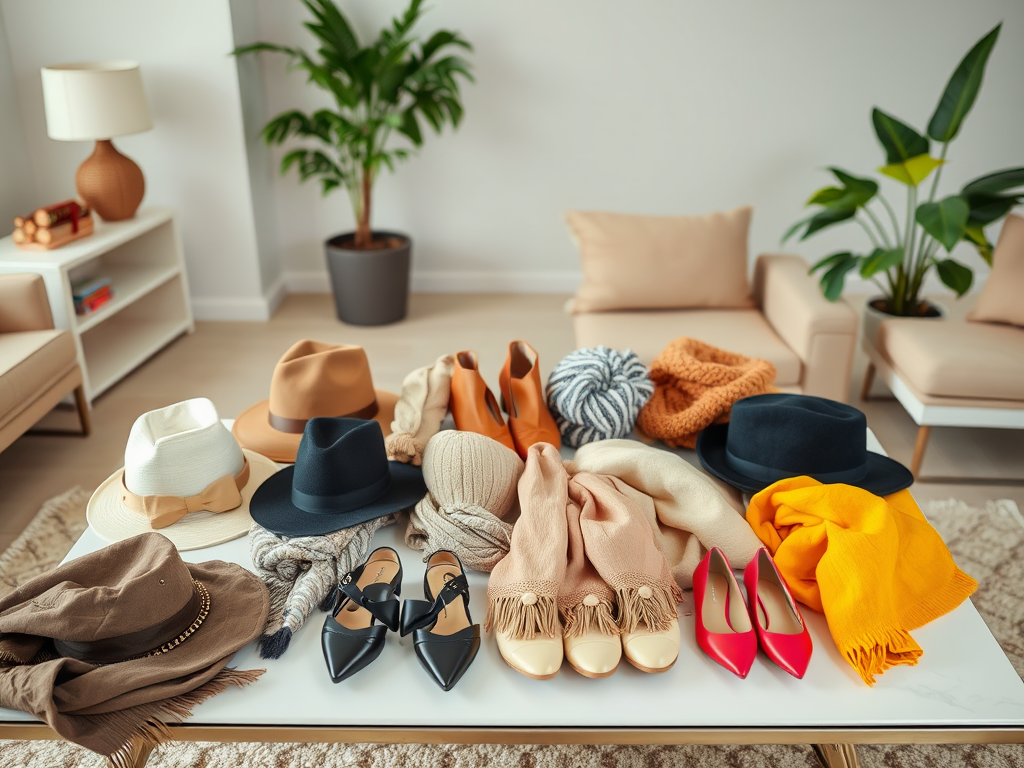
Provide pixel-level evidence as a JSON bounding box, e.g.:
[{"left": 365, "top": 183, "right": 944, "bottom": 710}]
[
  {"left": 87, "top": 398, "right": 278, "bottom": 551},
  {"left": 233, "top": 340, "right": 398, "bottom": 463}
]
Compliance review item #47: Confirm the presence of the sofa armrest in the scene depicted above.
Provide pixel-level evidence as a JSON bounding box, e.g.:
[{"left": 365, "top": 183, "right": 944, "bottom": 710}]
[
  {"left": 753, "top": 254, "right": 857, "bottom": 401},
  {"left": 0, "top": 274, "right": 55, "bottom": 332}
]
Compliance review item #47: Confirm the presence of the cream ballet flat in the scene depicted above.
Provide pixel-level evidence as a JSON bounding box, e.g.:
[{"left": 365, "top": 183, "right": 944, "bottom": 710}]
[
  {"left": 564, "top": 629, "right": 621, "bottom": 678},
  {"left": 495, "top": 628, "right": 563, "bottom": 680},
  {"left": 621, "top": 619, "right": 680, "bottom": 674}
]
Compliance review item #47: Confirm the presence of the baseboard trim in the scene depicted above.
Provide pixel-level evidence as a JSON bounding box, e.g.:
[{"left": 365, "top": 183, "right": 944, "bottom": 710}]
[
  {"left": 191, "top": 295, "right": 270, "bottom": 321},
  {"left": 283, "top": 269, "right": 581, "bottom": 294}
]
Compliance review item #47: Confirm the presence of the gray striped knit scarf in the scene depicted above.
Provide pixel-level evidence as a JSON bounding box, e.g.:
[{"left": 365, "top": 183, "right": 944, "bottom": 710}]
[
  {"left": 546, "top": 346, "right": 654, "bottom": 447},
  {"left": 249, "top": 515, "right": 395, "bottom": 658}
]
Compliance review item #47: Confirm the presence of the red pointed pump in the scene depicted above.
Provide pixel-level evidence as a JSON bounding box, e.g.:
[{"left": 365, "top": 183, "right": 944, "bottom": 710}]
[
  {"left": 743, "top": 548, "right": 813, "bottom": 679},
  {"left": 692, "top": 548, "right": 757, "bottom": 678}
]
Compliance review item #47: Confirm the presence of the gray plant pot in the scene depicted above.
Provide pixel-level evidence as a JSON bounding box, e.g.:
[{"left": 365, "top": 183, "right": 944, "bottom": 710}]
[
  {"left": 324, "top": 231, "right": 411, "bottom": 326},
  {"left": 861, "top": 295, "right": 945, "bottom": 347}
]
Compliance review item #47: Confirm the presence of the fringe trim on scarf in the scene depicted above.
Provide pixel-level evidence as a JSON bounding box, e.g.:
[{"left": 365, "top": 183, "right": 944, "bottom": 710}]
[
  {"left": 560, "top": 599, "right": 618, "bottom": 639},
  {"left": 835, "top": 627, "right": 923, "bottom": 686},
  {"left": 100, "top": 667, "right": 265, "bottom": 767},
  {"left": 485, "top": 595, "right": 559, "bottom": 640},
  {"left": 615, "top": 583, "right": 685, "bottom": 635}
]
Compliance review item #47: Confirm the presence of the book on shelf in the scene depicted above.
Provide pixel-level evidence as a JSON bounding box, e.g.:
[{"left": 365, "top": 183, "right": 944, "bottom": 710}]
[
  {"left": 74, "top": 286, "right": 114, "bottom": 315},
  {"left": 75, "top": 296, "right": 114, "bottom": 316},
  {"left": 72, "top": 275, "right": 112, "bottom": 299}
]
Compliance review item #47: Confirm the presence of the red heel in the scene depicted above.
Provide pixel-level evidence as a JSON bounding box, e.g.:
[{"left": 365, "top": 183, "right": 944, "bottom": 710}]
[
  {"left": 743, "top": 548, "right": 813, "bottom": 679},
  {"left": 693, "top": 548, "right": 756, "bottom": 678}
]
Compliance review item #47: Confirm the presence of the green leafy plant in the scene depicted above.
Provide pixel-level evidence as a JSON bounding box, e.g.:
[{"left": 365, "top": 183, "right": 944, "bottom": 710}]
[
  {"left": 784, "top": 24, "right": 1023, "bottom": 316},
  {"left": 234, "top": 0, "right": 473, "bottom": 249}
]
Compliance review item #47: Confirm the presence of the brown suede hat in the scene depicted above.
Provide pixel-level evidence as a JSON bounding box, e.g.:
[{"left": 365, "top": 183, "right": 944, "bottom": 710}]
[
  {"left": 0, "top": 532, "right": 269, "bottom": 762},
  {"left": 233, "top": 340, "right": 398, "bottom": 463}
]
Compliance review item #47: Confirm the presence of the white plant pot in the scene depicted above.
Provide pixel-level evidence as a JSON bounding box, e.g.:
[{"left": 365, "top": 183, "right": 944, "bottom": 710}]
[{"left": 861, "top": 295, "right": 946, "bottom": 348}]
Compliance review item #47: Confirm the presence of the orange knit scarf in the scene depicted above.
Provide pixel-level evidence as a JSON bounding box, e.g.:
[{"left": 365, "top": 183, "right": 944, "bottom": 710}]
[{"left": 637, "top": 338, "right": 776, "bottom": 448}]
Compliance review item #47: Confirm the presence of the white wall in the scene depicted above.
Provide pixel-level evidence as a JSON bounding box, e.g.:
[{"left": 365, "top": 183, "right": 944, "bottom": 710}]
[
  {"left": 0, "top": 0, "right": 279, "bottom": 319},
  {"left": 252, "top": 0, "right": 1024, "bottom": 295},
  {"left": 0, "top": 5, "right": 37, "bottom": 227}
]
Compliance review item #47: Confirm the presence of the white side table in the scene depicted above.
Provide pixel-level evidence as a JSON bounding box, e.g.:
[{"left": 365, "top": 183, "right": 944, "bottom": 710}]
[{"left": 0, "top": 208, "right": 194, "bottom": 404}]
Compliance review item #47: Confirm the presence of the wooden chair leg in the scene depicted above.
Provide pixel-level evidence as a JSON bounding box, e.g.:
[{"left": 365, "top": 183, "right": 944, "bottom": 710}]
[
  {"left": 911, "top": 425, "right": 931, "bottom": 477},
  {"left": 860, "top": 362, "right": 876, "bottom": 402},
  {"left": 73, "top": 385, "right": 92, "bottom": 436}
]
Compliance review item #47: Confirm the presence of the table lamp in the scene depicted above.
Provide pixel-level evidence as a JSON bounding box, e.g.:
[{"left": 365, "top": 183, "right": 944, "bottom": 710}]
[{"left": 41, "top": 61, "right": 153, "bottom": 221}]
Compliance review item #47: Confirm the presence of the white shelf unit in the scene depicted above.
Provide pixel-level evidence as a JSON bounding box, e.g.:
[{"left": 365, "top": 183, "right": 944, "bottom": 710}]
[{"left": 0, "top": 207, "right": 194, "bottom": 404}]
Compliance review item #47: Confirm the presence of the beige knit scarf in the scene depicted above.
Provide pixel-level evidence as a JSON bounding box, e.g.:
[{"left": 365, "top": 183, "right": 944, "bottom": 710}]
[
  {"left": 486, "top": 444, "right": 683, "bottom": 640},
  {"left": 386, "top": 354, "right": 454, "bottom": 465},
  {"left": 405, "top": 429, "right": 524, "bottom": 572}
]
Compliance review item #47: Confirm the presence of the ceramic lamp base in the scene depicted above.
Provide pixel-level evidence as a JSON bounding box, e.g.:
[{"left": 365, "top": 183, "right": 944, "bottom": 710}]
[{"left": 75, "top": 139, "right": 145, "bottom": 221}]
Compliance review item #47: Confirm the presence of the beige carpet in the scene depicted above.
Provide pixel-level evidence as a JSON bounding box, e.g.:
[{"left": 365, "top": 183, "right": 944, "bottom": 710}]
[{"left": 0, "top": 492, "right": 1022, "bottom": 767}]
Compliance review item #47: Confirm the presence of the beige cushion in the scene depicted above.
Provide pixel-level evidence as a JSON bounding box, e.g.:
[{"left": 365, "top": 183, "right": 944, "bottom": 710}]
[
  {"left": 0, "top": 330, "right": 78, "bottom": 423},
  {"left": 566, "top": 207, "right": 755, "bottom": 313},
  {"left": 572, "top": 308, "right": 802, "bottom": 386},
  {"left": 0, "top": 274, "right": 54, "bottom": 332},
  {"left": 969, "top": 213, "right": 1024, "bottom": 327},
  {"left": 878, "top": 319, "right": 1024, "bottom": 401}
]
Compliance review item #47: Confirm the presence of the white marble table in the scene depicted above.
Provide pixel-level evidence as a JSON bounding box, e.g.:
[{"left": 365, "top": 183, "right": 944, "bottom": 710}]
[{"left": 2, "top": 432, "right": 1022, "bottom": 768}]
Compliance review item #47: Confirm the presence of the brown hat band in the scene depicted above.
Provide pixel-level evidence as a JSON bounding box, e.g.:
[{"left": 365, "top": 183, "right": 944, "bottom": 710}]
[
  {"left": 52, "top": 579, "right": 210, "bottom": 664},
  {"left": 268, "top": 399, "right": 380, "bottom": 434},
  {"left": 120, "top": 460, "right": 251, "bottom": 530}
]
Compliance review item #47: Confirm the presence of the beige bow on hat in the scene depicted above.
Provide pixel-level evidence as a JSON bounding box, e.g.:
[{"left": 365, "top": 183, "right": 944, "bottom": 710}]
[
  {"left": 86, "top": 398, "right": 279, "bottom": 551},
  {"left": 120, "top": 459, "right": 251, "bottom": 529}
]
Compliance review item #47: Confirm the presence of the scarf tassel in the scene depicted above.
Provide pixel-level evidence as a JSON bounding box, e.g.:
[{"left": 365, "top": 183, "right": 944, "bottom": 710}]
[
  {"left": 485, "top": 594, "right": 559, "bottom": 640},
  {"left": 835, "top": 627, "right": 923, "bottom": 686},
  {"left": 615, "top": 583, "right": 683, "bottom": 634},
  {"left": 561, "top": 599, "right": 618, "bottom": 639},
  {"left": 101, "top": 667, "right": 264, "bottom": 766}
]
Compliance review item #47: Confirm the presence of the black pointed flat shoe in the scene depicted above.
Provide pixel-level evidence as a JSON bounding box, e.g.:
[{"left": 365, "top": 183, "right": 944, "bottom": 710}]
[
  {"left": 400, "top": 550, "right": 480, "bottom": 692},
  {"left": 321, "top": 547, "right": 402, "bottom": 683}
]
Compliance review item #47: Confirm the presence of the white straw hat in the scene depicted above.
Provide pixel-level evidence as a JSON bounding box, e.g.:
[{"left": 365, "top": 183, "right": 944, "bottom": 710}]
[{"left": 87, "top": 398, "right": 278, "bottom": 550}]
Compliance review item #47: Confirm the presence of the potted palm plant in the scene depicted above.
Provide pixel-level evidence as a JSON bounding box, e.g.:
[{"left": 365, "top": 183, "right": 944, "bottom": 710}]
[
  {"left": 235, "top": 0, "right": 473, "bottom": 325},
  {"left": 784, "top": 23, "right": 1023, "bottom": 341}
]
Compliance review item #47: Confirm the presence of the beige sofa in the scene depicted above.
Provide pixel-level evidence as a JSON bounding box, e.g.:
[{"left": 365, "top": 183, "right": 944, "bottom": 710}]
[
  {"left": 572, "top": 254, "right": 859, "bottom": 402},
  {"left": 0, "top": 274, "right": 89, "bottom": 453}
]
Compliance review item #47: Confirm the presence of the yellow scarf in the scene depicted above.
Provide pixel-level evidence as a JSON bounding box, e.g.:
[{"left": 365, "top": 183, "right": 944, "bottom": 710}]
[{"left": 746, "top": 477, "right": 977, "bottom": 685}]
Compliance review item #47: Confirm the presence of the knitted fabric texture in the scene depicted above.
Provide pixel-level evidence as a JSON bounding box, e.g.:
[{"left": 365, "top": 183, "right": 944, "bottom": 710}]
[
  {"left": 565, "top": 471, "right": 683, "bottom": 636},
  {"left": 572, "top": 439, "right": 762, "bottom": 588},
  {"left": 747, "top": 477, "right": 978, "bottom": 685},
  {"left": 386, "top": 354, "right": 455, "bottom": 465},
  {"left": 545, "top": 346, "right": 654, "bottom": 447},
  {"left": 560, "top": 485, "right": 617, "bottom": 638},
  {"left": 485, "top": 443, "right": 568, "bottom": 640},
  {"left": 636, "top": 337, "right": 776, "bottom": 448},
  {"left": 486, "top": 443, "right": 683, "bottom": 641},
  {"left": 249, "top": 514, "right": 394, "bottom": 658},
  {"left": 405, "top": 430, "right": 525, "bottom": 572}
]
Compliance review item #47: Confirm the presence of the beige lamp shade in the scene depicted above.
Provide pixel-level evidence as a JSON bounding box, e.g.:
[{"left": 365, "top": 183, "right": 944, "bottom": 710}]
[{"left": 41, "top": 61, "right": 152, "bottom": 141}]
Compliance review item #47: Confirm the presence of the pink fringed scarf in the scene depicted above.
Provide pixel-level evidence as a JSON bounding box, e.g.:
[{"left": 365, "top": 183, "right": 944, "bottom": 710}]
[{"left": 486, "top": 443, "right": 683, "bottom": 640}]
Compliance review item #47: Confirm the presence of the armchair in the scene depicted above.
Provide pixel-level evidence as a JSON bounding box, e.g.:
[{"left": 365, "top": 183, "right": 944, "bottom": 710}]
[{"left": 0, "top": 274, "right": 89, "bottom": 454}]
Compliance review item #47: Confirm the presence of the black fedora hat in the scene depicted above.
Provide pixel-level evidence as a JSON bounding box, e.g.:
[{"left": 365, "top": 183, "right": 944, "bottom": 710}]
[
  {"left": 250, "top": 417, "right": 426, "bottom": 536},
  {"left": 695, "top": 393, "right": 913, "bottom": 496}
]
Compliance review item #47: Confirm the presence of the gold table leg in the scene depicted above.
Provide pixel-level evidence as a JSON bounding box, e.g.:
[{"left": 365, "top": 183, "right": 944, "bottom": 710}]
[{"left": 812, "top": 743, "right": 861, "bottom": 768}]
